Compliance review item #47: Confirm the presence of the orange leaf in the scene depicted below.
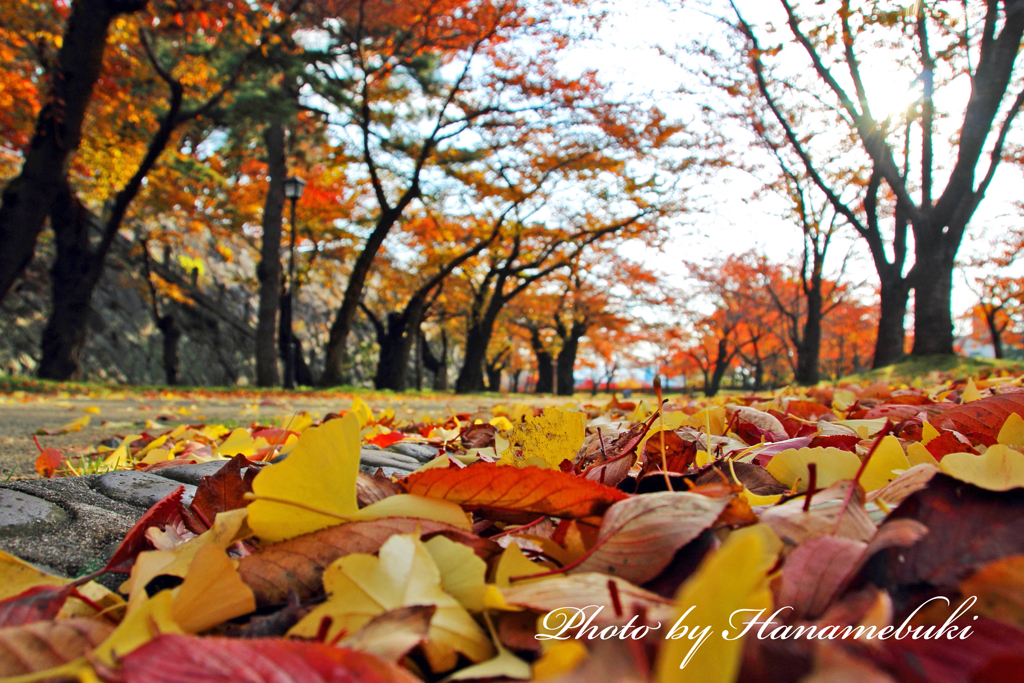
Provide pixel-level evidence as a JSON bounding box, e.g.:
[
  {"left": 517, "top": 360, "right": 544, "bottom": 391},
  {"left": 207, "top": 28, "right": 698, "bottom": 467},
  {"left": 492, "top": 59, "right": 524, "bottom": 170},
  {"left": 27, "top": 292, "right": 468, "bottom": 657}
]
[
  {"left": 400, "top": 463, "right": 628, "bottom": 519},
  {"left": 368, "top": 432, "right": 405, "bottom": 449},
  {"left": 786, "top": 399, "right": 834, "bottom": 420},
  {"left": 34, "top": 448, "right": 62, "bottom": 479}
]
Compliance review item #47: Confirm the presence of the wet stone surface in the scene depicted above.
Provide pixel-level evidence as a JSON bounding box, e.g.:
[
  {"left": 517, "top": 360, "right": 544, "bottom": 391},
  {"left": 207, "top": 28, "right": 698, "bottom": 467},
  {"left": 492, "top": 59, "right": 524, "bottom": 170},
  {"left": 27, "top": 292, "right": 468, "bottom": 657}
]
[{"left": 0, "top": 489, "right": 68, "bottom": 535}]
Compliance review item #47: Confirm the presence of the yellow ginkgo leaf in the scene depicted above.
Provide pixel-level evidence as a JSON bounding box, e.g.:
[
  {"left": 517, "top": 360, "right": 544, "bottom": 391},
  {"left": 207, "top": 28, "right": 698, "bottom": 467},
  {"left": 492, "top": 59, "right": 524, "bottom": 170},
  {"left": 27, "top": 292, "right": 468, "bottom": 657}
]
[
  {"left": 351, "top": 397, "right": 374, "bottom": 427},
  {"left": 501, "top": 407, "right": 586, "bottom": 469},
  {"left": 0, "top": 549, "right": 69, "bottom": 600},
  {"left": 494, "top": 543, "right": 548, "bottom": 588},
  {"left": 532, "top": 640, "right": 588, "bottom": 680},
  {"left": 489, "top": 416, "right": 514, "bottom": 431},
  {"left": 289, "top": 533, "right": 494, "bottom": 673},
  {"left": 283, "top": 411, "right": 314, "bottom": 434},
  {"left": 124, "top": 508, "right": 251, "bottom": 603},
  {"left": 860, "top": 436, "right": 911, "bottom": 492},
  {"left": 93, "top": 590, "right": 182, "bottom": 666},
  {"left": 83, "top": 406, "right": 101, "bottom": 415},
  {"left": 248, "top": 413, "right": 361, "bottom": 542},
  {"left": 654, "top": 524, "right": 781, "bottom": 683},
  {"left": 907, "top": 442, "right": 941, "bottom": 468},
  {"left": 940, "top": 444, "right": 1024, "bottom": 491},
  {"left": 350, "top": 494, "right": 472, "bottom": 530},
  {"left": 997, "top": 413, "right": 1024, "bottom": 448},
  {"left": 921, "top": 421, "right": 941, "bottom": 445},
  {"left": 99, "top": 434, "right": 143, "bottom": 469},
  {"left": 766, "top": 447, "right": 861, "bottom": 492},
  {"left": 215, "top": 427, "right": 257, "bottom": 458},
  {"left": 446, "top": 614, "right": 532, "bottom": 681},
  {"left": 962, "top": 377, "right": 983, "bottom": 402},
  {"left": 425, "top": 535, "right": 488, "bottom": 612},
  {"left": 171, "top": 544, "right": 255, "bottom": 633}
]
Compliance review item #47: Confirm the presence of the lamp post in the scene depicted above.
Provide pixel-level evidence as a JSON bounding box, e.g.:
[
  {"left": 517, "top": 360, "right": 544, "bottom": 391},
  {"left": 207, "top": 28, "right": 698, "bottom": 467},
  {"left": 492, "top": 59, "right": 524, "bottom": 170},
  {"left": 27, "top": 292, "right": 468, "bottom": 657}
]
[{"left": 282, "top": 175, "right": 305, "bottom": 389}]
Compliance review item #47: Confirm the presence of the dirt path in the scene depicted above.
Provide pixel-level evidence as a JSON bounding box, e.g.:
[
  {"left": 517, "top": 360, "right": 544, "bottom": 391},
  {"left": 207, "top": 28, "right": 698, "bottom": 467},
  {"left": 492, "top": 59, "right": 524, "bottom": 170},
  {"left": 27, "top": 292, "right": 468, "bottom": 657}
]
[{"left": 0, "top": 391, "right": 574, "bottom": 480}]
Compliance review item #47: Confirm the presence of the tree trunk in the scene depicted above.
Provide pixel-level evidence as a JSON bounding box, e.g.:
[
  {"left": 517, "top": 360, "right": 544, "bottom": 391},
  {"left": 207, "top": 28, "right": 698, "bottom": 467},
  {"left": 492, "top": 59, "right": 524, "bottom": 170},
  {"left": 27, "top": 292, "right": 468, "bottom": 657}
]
[
  {"left": 255, "top": 122, "right": 286, "bottom": 386},
  {"left": 320, "top": 211, "right": 400, "bottom": 386},
  {"left": 555, "top": 320, "right": 585, "bottom": 396},
  {"left": 873, "top": 276, "right": 910, "bottom": 368},
  {"left": 422, "top": 330, "right": 448, "bottom": 391},
  {"left": 795, "top": 288, "right": 822, "bottom": 385},
  {"left": 911, "top": 249, "right": 956, "bottom": 356},
  {"left": 157, "top": 314, "right": 182, "bottom": 385},
  {"left": 485, "top": 365, "right": 502, "bottom": 392},
  {"left": 293, "top": 336, "right": 314, "bottom": 386},
  {"left": 455, "top": 321, "right": 496, "bottom": 393},
  {"left": 0, "top": 0, "right": 134, "bottom": 300},
  {"left": 706, "top": 338, "right": 731, "bottom": 398},
  {"left": 529, "top": 329, "right": 554, "bottom": 394},
  {"left": 37, "top": 187, "right": 104, "bottom": 379},
  {"left": 374, "top": 313, "right": 407, "bottom": 391},
  {"left": 984, "top": 309, "right": 1005, "bottom": 360}
]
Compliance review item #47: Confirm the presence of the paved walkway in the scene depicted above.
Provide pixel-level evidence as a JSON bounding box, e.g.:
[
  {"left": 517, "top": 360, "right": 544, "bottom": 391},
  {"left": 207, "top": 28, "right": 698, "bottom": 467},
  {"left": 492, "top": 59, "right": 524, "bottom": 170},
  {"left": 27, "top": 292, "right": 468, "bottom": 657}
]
[
  {"left": 1, "top": 392, "right": 571, "bottom": 480},
  {"left": 0, "top": 390, "right": 578, "bottom": 587}
]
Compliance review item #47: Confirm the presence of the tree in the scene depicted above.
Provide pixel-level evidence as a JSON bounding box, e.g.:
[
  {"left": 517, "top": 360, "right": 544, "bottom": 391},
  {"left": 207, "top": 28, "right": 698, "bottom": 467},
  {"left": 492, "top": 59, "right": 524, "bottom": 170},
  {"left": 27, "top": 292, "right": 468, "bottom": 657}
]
[
  {"left": 303, "top": 0, "right": 563, "bottom": 385},
  {"left": 965, "top": 275, "right": 1024, "bottom": 359},
  {"left": 0, "top": 1, "right": 299, "bottom": 378},
  {"left": 0, "top": 0, "right": 150, "bottom": 301},
  {"left": 728, "top": 0, "right": 1024, "bottom": 362}
]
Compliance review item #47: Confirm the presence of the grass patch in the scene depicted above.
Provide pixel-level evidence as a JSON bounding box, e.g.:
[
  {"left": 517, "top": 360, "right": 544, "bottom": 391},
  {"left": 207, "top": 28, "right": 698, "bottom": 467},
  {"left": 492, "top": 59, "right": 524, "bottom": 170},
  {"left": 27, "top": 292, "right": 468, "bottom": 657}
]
[{"left": 845, "top": 354, "right": 1024, "bottom": 383}]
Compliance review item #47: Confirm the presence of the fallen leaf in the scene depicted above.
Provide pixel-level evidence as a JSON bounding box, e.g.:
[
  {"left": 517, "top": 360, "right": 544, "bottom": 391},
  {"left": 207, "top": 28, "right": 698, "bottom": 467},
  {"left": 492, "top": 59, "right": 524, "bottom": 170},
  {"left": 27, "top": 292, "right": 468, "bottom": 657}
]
[
  {"left": 501, "top": 407, "right": 587, "bottom": 469},
  {"left": 117, "top": 634, "right": 420, "bottom": 683},
  {"left": 859, "top": 436, "right": 911, "bottom": 492},
  {"left": 340, "top": 605, "right": 435, "bottom": 663},
  {"left": 0, "top": 585, "right": 73, "bottom": 628},
  {"left": 937, "top": 393, "right": 1024, "bottom": 445},
  {"left": 777, "top": 536, "right": 867, "bottom": 620},
  {"left": 766, "top": 447, "right": 862, "bottom": 492},
  {"left": 289, "top": 533, "right": 494, "bottom": 673},
  {"left": 0, "top": 550, "right": 70, "bottom": 601},
  {"left": 170, "top": 544, "right": 255, "bottom": 633},
  {"left": 501, "top": 573, "right": 675, "bottom": 625},
  {"left": 104, "top": 486, "right": 187, "bottom": 573},
  {"left": 238, "top": 518, "right": 459, "bottom": 606},
  {"left": 858, "top": 474, "right": 1024, "bottom": 614},
  {"left": 248, "top": 413, "right": 361, "bottom": 543},
  {"left": 401, "top": 462, "right": 628, "bottom": 519},
  {"left": 572, "top": 491, "right": 732, "bottom": 584},
  {"left": 356, "top": 471, "right": 401, "bottom": 507},
  {"left": 0, "top": 618, "right": 114, "bottom": 678},
  {"left": 424, "top": 535, "right": 488, "bottom": 612},
  {"left": 940, "top": 444, "right": 1024, "bottom": 491},
  {"left": 368, "top": 431, "right": 406, "bottom": 449},
  {"left": 189, "top": 454, "right": 259, "bottom": 528},
  {"left": 654, "top": 524, "right": 781, "bottom": 683},
  {"left": 36, "top": 414, "right": 91, "bottom": 435}
]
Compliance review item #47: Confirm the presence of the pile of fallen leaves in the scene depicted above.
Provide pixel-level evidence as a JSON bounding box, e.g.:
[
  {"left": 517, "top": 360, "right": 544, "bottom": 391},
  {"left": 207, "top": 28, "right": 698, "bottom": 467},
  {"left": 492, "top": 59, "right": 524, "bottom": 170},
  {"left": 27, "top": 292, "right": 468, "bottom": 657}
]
[{"left": 5, "top": 376, "right": 1024, "bottom": 683}]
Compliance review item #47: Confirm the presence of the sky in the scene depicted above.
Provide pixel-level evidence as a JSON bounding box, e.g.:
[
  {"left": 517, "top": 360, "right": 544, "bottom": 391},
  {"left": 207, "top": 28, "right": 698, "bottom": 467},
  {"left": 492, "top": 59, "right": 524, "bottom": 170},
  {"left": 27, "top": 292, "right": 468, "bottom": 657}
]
[{"left": 558, "top": 0, "right": 1024, "bottom": 338}]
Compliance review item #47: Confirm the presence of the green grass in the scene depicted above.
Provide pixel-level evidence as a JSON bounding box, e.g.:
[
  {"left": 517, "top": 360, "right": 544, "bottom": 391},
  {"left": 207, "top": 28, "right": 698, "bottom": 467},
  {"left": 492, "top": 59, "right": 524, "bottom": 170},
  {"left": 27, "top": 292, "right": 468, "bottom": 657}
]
[{"left": 844, "top": 354, "right": 1024, "bottom": 383}]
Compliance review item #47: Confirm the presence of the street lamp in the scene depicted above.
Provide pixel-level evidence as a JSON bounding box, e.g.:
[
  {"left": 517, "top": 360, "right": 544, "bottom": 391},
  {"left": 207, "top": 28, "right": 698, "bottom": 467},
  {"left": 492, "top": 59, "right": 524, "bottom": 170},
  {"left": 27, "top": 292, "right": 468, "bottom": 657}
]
[{"left": 282, "top": 175, "right": 305, "bottom": 389}]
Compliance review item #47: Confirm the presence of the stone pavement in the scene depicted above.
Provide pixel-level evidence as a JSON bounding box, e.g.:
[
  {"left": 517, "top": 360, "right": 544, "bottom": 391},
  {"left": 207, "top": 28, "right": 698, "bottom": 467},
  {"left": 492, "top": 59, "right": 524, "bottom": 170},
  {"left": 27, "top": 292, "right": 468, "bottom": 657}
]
[{"left": 0, "top": 441, "right": 440, "bottom": 587}]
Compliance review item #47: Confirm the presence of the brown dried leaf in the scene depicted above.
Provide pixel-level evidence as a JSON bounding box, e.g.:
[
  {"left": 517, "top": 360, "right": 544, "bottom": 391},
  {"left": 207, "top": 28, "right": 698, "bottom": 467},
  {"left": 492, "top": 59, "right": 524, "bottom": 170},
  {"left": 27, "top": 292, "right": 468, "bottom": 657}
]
[
  {"left": 0, "top": 618, "right": 114, "bottom": 677},
  {"left": 237, "top": 518, "right": 461, "bottom": 606},
  {"left": 573, "top": 492, "right": 731, "bottom": 584}
]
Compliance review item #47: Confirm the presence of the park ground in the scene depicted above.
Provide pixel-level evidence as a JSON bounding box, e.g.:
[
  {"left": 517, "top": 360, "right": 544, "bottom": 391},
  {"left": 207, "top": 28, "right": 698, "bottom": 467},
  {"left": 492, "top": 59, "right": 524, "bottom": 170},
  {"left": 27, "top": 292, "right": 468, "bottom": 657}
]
[
  {"left": 3, "top": 353, "right": 1022, "bottom": 481},
  {"left": 0, "top": 378, "right": 573, "bottom": 480}
]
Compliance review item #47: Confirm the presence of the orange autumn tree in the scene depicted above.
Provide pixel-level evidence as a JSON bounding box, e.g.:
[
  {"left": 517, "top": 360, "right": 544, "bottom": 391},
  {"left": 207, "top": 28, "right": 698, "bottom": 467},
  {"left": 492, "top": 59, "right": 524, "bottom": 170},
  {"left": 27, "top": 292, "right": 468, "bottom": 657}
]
[
  {"left": 0, "top": 0, "right": 302, "bottom": 378},
  {"left": 964, "top": 275, "right": 1024, "bottom": 359}
]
